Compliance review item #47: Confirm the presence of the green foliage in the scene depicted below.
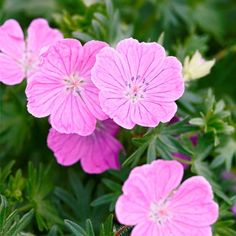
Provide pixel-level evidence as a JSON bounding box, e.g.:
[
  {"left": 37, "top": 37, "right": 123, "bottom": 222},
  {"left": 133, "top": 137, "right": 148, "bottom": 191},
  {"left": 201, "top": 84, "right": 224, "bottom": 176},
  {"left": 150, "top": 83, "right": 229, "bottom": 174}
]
[
  {"left": 26, "top": 163, "right": 63, "bottom": 231},
  {"left": 54, "top": 0, "right": 132, "bottom": 45},
  {"left": 0, "top": 195, "right": 33, "bottom": 236},
  {"left": 189, "top": 89, "right": 234, "bottom": 146},
  {"left": 123, "top": 119, "right": 196, "bottom": 167},
  {"left": 65, "top": 215, "right": 114, "bottom": 236},
  {"left": 213, "top": 203, "right": 236, "bottom": 236}
]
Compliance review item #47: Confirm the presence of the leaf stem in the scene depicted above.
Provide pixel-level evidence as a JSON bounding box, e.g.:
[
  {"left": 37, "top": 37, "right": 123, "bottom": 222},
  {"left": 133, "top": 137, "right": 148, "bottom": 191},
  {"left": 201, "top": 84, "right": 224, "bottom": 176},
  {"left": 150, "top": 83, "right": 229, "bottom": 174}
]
[{"left": 173, "top": 157, "right": 193, "bottom": 165}]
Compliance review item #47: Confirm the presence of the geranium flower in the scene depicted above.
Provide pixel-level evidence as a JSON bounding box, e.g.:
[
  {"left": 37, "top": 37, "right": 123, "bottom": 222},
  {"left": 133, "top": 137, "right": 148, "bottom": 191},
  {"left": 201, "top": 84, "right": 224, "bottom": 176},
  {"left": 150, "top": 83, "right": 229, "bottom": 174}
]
[
  {"left": 0, "top": 18, "right": 63, "bottom": 85},
  {"left": 116, "top": 160, "right": 219, "bottom": 236},
  {"left": 26, "top": 39, "right": 108, "bottom": 135},
  {"left": 47, "top": 119, "right": 122, "bottom": 174},
  {"left": 91, "top": 38, "right": 184, "bottom": 129}
]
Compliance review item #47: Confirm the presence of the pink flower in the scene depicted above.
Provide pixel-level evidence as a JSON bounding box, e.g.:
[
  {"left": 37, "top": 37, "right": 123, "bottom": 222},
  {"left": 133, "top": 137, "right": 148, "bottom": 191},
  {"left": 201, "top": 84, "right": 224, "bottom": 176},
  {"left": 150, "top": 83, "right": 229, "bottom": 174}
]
[
  {"left": 47, "top": 119, "right": 122, "bottom": 174},
  {"left": 91, "top": 38, "right": 184, "bottom": 129},
  {"left": 0, "top": 18, "right": 63, "bottom": 85},
  {"left": 26, "top": 39, "right": 108, "bottom": 135},
  {"left": 116, "top": 160, "right": 219, "bottom": 236}
]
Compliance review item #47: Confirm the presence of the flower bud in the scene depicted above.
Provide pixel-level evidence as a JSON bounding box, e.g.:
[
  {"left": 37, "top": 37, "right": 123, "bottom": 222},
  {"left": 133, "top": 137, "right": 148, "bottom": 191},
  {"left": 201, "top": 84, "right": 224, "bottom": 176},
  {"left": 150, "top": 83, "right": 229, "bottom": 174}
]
[{"left": 183, "top": 50, "right": 215, "bottom": 81}]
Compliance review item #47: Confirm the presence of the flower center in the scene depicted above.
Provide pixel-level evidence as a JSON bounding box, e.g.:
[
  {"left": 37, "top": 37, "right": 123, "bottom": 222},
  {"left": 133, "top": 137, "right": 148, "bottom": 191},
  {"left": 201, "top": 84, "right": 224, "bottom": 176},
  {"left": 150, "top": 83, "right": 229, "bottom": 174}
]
[
  {"left": 124, "top": 75, "right": 148, "bottom": 103},
  {"left": 63, "top": 73, "right": 85, "bottom": 95},
  {"left": 149, "top": 201, "right": 172, "bottom": 225},
  {"left": 20, "top": 50, "right": 38, "bottom": 76}
]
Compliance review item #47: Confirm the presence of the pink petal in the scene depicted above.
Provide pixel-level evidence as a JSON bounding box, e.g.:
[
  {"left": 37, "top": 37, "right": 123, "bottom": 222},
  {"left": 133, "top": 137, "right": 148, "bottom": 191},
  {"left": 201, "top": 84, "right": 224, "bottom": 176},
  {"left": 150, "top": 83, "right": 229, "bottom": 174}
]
[
  {"left": 131, "top": 222, "right": 164, "bottom": 236},
  {"left": 169, "top": 176, "right": 219, "bottom": 227},
  {"left": 116, "top": 160, "right": 183, "bottom": 226},
  {"left": 0, "top": 53, "right": 24, "bottom": 85},
  {"left": 91, "top": 47, "right": 128, "bottom": 91},
  {"left": 145, "top": 57, "right": 184, "bottom": 102},
  {"left": 161, "top": 221, "right": 212, "bottom": 236},
  {"left": 135, "top": 101, "right": 177, "bottom": 124},
  {"left": 47, "top": 128, "right": 83, "bottom": 165},
  {"left": 49, "top": 92, "right": 97, "bottom": 135},
  {"left": 79, "top": 40, "right": 108, "bottom": 77},
  {"left": 127, "top": 210, "right": 213, "bottom": 236},
  {"left": 123, "top": 160, "right": 184, "bottom": 202},
  {"left": 149, "top": 160, "right": 184, "bottom": 200},
  {"left": 99, "top": 91, "right": 135, "bottom": 129},
  {"left": 47, "top": 123, "right": 122, "bottom": 173},
  {"left": 26, "top": 73, "right": 64, "bottom": 117},
  {"left": 81, "top": 81, "right": 107, "bottom": 120},
  {"left": 116, "top": 38, "right": 166, "bottom": 80},
  {"left": 76, "top": 40, "right": 108, "bottom": 120},
  {"left": 116, "top": 194, "right": 149, "bottom": 225},
  {"left": 164, "top": 221, "right": 212, "bottom": 236},
  {"left": 116, "top": 165, "right": 154, "bottom": 225},
  {"left": 27, "top": 18, "right": 63, "bottom": 55},
  {"left": 27, "top": 72, "right": 96, "bottom": 136},
  {"left": 80, "top": 131, "right": 122, "bottom": 173},
  {"left": 40, "top": 39, "right": 83, "bottom": 76},
  {"left": 0, "top": 19, "right": 25, "bottom": 59},
  {"left": 100, "top": 119, "right": 120, "bottom": 136},
  {"left": 130, "top": 101, "right": 161, "bottom": 127}
]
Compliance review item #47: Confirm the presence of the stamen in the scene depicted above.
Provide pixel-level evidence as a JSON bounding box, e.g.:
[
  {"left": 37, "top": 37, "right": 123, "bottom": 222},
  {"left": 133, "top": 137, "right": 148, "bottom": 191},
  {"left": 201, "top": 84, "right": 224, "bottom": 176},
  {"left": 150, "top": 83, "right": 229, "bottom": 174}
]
[
  {"left": 124, "top": 74, "right": 147, "bottom": 103},
  {"left": 149, "top": 201, "right": 172, "bottom": 225},
  {"left": 63, "top": 73, "right": 85, "bottom": 95}
]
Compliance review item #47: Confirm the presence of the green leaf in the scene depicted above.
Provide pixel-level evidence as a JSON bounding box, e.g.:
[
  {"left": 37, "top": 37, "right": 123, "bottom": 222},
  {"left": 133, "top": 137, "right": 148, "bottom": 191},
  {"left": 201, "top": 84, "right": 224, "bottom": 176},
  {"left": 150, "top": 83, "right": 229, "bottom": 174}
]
[
  {"left": 102, "top": 179, "right": 121, "bottom": 192},
  {"left": 211, "top": 137, "right": 236, "bottom": 170},
  {"left": 156, "top": 138, "right": 173, "bottom": 160},
  {"left": 157, "top": 32, "right": 164, "bottom": 45},
  {"left": 193, "top": 161, "right": 231, "bottom": 204},
  {"left": 65, "top": 219, "right": 87, "bottom": 236},
  {"left": 91, "top": 193, "right": 118, "bottom": 207},
  {"left": 99, "top": 215, "right": 113, "bottom": 236},
  {"left": 163, "top": 117, "right": 198, "bottom": 134},
  {"left": 0, "top": 195, "right": 33, "bottom": 236},
  {"left": 86, "top": 219, "right": 95, "bottom": 236},
  {"left": 122, "top": 142, "right": 148, "bottom": 166},
  {"left": 189, "top": 118, "right": 205, "bottom": 126},
  {"left": 147, "top": 139, "right": 157, "bottom": 163}
]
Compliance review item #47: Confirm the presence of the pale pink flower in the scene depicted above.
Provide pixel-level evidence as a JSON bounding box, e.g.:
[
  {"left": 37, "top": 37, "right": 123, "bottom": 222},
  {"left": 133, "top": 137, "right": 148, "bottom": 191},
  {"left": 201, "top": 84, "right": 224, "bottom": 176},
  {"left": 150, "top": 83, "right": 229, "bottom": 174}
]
[
  {"left": 26, "top": 39, "right": 108, "bottom": 135},
  {"left": 47, "top": 119, "right": 122, "bottom": 174},
  {"left": 116, "top": 160, "right": 219, "bottom": 236},
  {"left": 91, "top": 38, "right": 184, "bottom": 129},
  {"left": 0, "top": 18, "right": 63, "bottom": 85}
]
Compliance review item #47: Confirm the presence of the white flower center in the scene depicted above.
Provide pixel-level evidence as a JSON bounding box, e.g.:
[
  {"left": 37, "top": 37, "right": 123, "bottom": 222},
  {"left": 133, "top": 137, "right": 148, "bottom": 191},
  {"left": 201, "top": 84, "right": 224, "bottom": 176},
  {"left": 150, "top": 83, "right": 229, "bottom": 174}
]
[
  {"left": 149, "top": 201, "right": 172, "bottom": 225},
  {"left": 19, "top": 50, "right": 38, "bottom": 75},
  {"left": 63, "top": 73, "right": 85, "bottom": 95},
  {"left": 124, "top": 75, "right": 148, "bottom": 103}
]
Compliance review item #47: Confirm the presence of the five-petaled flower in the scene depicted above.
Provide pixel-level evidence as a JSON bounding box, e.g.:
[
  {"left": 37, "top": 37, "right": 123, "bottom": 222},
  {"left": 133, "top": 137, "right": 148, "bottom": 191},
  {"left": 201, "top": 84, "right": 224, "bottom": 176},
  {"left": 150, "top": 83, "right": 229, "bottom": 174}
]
[
  {"left": 91, "top": 38, "right": 185, "bottom": 129},
  {"left": 47, "top": 119, "right": 122, "bottom": 174},
  {"left": 26, "top": 39, "right": 108, "bottom": 135},
  {"left": 0, "top": 18, "right": 63, "bottom": 85},
  {"left": 116, "top": 160, "right": 219, "bottom": 236}
]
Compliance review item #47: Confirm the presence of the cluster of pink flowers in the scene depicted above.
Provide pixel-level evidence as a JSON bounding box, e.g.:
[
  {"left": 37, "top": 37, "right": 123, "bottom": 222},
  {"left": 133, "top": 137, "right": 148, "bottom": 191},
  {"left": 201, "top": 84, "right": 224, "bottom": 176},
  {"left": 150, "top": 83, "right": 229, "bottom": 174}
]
[
  {"left": 0, "top": 18, "right": 184, "bottom": 173},
  {"left": 0, "top": 18, "right": 219, "bottom": 235}
]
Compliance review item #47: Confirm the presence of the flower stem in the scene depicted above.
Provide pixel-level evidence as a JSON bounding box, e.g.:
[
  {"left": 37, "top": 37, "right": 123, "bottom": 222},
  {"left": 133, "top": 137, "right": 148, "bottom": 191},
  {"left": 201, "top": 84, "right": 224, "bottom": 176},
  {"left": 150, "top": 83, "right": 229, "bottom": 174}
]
[{"left": 115, "top": 225, "right": 131, "bottom": 236}]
